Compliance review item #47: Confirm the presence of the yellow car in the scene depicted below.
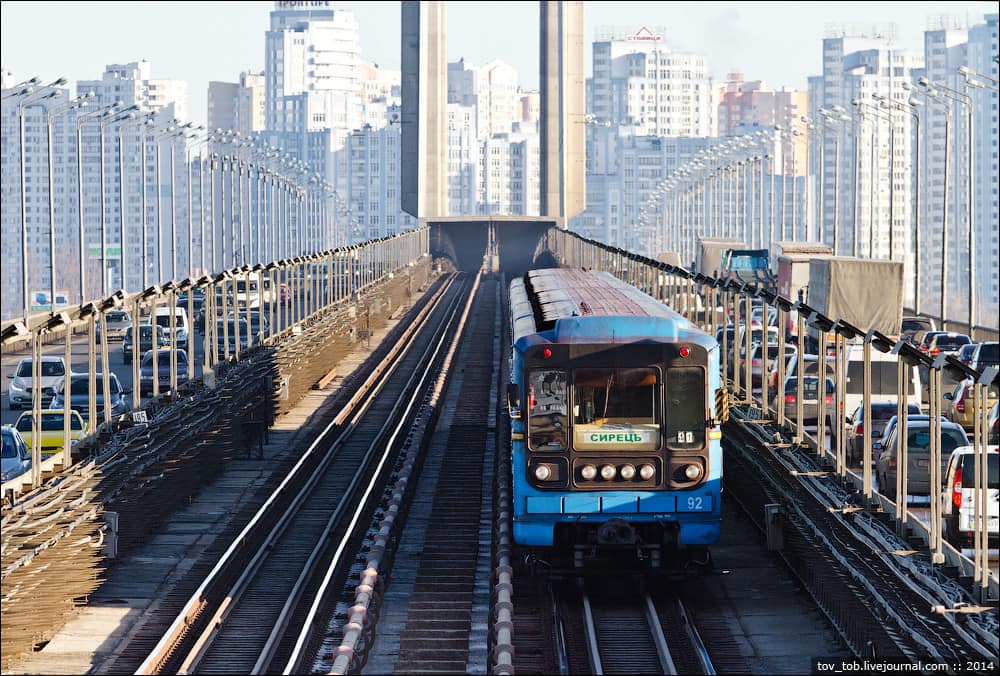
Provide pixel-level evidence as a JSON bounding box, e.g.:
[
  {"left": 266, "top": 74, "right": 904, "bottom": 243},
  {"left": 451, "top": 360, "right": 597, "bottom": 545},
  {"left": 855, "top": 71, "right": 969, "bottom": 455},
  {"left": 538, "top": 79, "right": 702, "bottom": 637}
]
[
  {"left": 13, "top": 410, "right": 89, "bottom": 456},
  {"left": 944, "top": 379, "right": 999, "bottom": 432}
]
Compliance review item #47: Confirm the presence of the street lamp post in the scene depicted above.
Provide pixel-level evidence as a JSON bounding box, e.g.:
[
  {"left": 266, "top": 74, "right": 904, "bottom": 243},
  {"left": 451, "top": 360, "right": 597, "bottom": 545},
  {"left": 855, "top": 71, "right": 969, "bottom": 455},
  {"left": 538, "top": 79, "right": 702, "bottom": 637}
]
[
  {"left": 45, "top": 95, "right": 90, "bottom": 313},
  {"left": 921, "top": 77, "right": 975, "bottom": 335},
  {"left": 908, "top": 86, "right": 951, "bottom": 327},
  {"left": 17, "top": 82, "right": 63, "bottom": 321}
]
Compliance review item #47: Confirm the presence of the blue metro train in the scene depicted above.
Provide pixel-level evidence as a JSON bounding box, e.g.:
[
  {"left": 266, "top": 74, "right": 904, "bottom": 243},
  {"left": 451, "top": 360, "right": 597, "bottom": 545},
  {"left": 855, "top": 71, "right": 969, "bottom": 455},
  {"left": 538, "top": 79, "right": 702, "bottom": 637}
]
[{"left": 507, "top": 269, "right": 723, "bottom": 567}]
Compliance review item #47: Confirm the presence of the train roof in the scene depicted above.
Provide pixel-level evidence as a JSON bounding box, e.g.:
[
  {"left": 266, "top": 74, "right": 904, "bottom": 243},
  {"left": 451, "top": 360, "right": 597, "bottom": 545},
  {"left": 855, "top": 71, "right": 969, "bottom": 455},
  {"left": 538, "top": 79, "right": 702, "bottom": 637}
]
[
  {"left": 526, "top": 269, "right": 683, "bottom": 322},
  {"left": 510, "top": 269, "right": 712, "bottom": 346}
]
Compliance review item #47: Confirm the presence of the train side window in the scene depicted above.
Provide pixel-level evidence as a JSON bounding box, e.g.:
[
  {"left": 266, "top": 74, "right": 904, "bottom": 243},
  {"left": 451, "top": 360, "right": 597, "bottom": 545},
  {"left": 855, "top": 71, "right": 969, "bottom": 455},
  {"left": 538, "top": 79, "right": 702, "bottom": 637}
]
[
  {"left": 528, "top": 370, "right": 567, "bottom": 451},
  {"left": 666, "top": 367, "right": 706, "bottom": 450}
]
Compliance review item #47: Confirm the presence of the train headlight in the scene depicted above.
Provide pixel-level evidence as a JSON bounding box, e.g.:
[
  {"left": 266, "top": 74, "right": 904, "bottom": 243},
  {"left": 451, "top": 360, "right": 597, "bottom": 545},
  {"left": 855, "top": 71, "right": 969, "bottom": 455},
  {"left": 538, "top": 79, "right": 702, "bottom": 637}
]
[
  {"left": 534, "top": 465, "right": 552, "bottom": 481},
  {"left": 619, "top": 464, "right": 636, "bottom": 480},
  {"left": 684, "top": 464, "right": 703, "bottom": 480},
  {"left": 600, "top": 464, "right": 616, "bottom": 480},
  {"left": 580, "top": 464, "right": 597, "bottom": 480},
  {"left": 639, "top": 464, "right": 656, "bottom": 481}
]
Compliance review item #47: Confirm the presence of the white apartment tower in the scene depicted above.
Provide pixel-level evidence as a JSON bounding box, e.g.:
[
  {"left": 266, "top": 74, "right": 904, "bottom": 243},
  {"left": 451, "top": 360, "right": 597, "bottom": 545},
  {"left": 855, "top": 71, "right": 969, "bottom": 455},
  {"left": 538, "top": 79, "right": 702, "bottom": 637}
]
[
  {"left": 447, "top": 103, "right": 479, "bottom": 216},
  {"left": 588, "top": 27, "right": 716, "bottom": 137},
  {"left": 208, "top": 72, "right": 266, "bottom": 137},
  {"left": 265, "top": 4, "right": 362, "bottom": 133},
  {"left": 810, "top": 29, "right": 921, "bottom": 305},
  {"left": 477, "top": 133, "right": 540, "bottom": 216},
  {"left": 78, "top": 61, "right": 188, "bottom": 123},
  {"left": 447, "top": 58, "right": 520, "bottom": 141},
  {"left": 964, "top": 13, "right": 998, "bottom": 327},
  {"left": 345, "top": 123, "right": 418, "bottom": 242}
]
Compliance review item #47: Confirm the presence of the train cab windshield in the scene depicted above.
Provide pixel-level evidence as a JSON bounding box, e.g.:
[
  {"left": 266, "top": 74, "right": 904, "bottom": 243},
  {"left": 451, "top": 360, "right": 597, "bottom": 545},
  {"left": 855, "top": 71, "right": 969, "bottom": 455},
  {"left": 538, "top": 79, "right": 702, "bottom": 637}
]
[
  {"left": 573, "top": 367, "right": 660, "bottom": 451},
  {"left": 527, "top": 370, "right": 568, "bottom": 450}
]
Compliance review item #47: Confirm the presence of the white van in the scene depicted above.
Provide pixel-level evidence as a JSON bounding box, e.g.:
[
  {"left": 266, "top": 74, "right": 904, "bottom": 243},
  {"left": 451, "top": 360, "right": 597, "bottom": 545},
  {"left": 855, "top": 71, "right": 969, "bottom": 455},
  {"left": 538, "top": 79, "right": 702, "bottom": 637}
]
[
  {"left": 843, "top": 343, "right": 923, "bottom": 421},
  {"left": 233, "top": 275, "right": 263, "bottom": 309},
  {"left": 152, "top": 306, "right": 190, "bottom": 349}
]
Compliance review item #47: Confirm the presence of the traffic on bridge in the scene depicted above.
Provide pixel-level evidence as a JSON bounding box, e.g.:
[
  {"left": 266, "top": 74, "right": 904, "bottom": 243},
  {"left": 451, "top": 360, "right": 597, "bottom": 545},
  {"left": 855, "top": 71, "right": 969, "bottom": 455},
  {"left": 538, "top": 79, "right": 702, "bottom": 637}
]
[{"left": 2, "top": 1, "right": 997, "bottom": 674}]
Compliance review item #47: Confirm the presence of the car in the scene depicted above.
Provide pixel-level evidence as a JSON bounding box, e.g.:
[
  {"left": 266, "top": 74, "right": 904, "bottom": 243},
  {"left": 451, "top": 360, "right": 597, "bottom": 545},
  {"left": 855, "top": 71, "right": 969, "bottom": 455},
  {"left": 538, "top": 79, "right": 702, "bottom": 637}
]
[
  {"left": 876, "top": 414, "right": 943, "bottom": 452},
  {"left": 13, "top": 409, "right": 88, "bottom": 456},
  {"left": 230, "top": 309, "right": 269, "bottom": 343},
  {"left": 50, "top": 373, "right": 132, "bottom": 422},
  {"left": 875, "top": 420, "right": 969, "bottom": 498},
  {"left": 1, "top": 426, "right": 31, "bottom": 483},
  {"left": 123, "top": 324, "right": 170, "bottom": 364},
  {"left": 989, "top": 402, "right": 999, "bottom": 444},
  {"left": 774, "top": 375, "right": 834, "bottom": 425},
  {"left": 95, "top": 309, "right": 132, "bottom": 342},
  {"left": 969, "top": 341, "right": 998, "bottom": 374},
  {"left": 749, "top": 342, "right": 796, "bottom": 390},
  {"left": 7, "top": 355, "right": 68, "bottom": 410},
  {"left": 214, "top": 318, "right": 250, "bottom": 358},
  {"left": 845, "top": 401, "right": 921, "bottom": 466},
  {"left": 926, "top": 332, "right": 971, "bottom": 358},
  {"left": 772, "top": 353, "right": 837, "bottom": 393},
  {"left": 152, "top": 306, "right": 191, "bottom": 350},
  {"left": 940, "top": 444, "right": 999, "bottom": 550},
  {"left": 956, "top": 343, "right": 978, "bottom": 366},
  {"left": 726, "top": 326, "right": 777, "bottom": 379},
  {"left": 943, "top": 378, "right": 1000, "bottom": 431},
  {"left": 843, "top": 343, "right": 923, "bottom": 426},
  {"left": 914, "top": 330, "right": 948, "bottom": 353},
  {"left": 900, "top": 316, "right": 937, "bottom": 342},
  {"left": 175, "top": 289, "right": 205, "bottom": 314},
  {"left": 139, "top": 349, "right": 189, "bottom": 396}
]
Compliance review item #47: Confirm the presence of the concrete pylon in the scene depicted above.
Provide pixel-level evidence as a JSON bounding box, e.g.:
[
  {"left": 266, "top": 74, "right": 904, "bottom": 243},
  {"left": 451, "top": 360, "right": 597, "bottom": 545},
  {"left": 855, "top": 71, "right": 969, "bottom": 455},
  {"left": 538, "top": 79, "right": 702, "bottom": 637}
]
[
  {"left": 539, "top": 0, "right": 585, "bottom": 223},
  {"left": 401, "top": 0, "right": 447, "bottom": 219}
]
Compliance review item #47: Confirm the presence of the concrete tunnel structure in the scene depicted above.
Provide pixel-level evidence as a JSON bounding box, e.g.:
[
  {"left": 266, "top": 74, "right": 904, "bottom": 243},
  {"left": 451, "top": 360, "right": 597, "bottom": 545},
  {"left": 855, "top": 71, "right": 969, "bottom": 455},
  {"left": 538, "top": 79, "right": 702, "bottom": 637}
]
[{"left": 428, "top": 216, "right": 561, "bottom": 276}]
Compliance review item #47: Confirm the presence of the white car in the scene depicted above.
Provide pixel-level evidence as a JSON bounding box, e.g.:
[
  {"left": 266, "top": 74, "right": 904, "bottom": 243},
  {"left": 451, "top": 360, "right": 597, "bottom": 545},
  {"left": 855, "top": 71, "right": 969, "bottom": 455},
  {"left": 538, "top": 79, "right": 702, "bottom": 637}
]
[
  {"left": 7, "top": 356, "right": 68, "bottom": 410},
  {"left": 941, "top": 445, "right": 999, "bottom": 551}
]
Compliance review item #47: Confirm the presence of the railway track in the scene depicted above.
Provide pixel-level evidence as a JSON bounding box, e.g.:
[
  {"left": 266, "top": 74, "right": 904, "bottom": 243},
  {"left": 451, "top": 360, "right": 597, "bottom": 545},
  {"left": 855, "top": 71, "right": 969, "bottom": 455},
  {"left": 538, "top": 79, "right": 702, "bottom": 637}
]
[
  {"left": 551, "top": 578, "right": 715, "bottom": 675},
  {"left": 136, "top": 272, "right": 474, "bottom": 675}
]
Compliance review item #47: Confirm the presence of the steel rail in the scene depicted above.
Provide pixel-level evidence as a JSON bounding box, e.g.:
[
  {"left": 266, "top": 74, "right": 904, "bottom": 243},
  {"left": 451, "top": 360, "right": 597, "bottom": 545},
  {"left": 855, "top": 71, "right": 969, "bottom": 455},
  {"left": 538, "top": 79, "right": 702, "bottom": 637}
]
[
  {"left": 278, "top": 272, "right": 476, "bottom": 674},
  {"left": 136, "top": 275, "right": 458, "bottom": 675},
  {"left": 177, "top": 275, "right": 466, "bottom": 674},
  {"left": 580, "top": 586, "right": 604, "bottom": 675},
  {"left": 675, "top": 595, "right": 716, "bottom": 675}
]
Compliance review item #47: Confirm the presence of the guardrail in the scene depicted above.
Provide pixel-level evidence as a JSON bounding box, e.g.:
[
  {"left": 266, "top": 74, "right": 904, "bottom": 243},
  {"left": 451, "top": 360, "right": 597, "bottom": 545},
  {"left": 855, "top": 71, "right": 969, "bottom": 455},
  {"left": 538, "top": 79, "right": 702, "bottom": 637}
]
[{"left": 1, "top": 228, "right": 430, "bottom": 493}]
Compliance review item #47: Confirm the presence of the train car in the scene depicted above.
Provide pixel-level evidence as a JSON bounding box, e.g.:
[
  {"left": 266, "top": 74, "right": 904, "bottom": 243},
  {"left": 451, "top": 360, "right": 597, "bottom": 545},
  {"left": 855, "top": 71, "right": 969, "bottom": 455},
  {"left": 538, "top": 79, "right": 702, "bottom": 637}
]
[{"left": 507, "top": 269, "right": 723, "bottom": 567}]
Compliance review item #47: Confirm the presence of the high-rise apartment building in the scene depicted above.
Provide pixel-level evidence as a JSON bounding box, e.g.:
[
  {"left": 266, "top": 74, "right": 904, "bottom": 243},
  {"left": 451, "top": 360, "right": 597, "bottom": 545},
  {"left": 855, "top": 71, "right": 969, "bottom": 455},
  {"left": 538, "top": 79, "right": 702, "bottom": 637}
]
[
  {"left": 78, "top": 61, "right": 188, "bottom": 123},
  {"left": 345, "top": 122, "right": 418, "bottom": 241},
  {"left": 447, "top": 58, "right": 519, "bottom": 141},
  {"left": 447, "top": 103, "right": 478, "bottom": 216},
  {"left": 478, "top": 133, "right": 540, "bottom": 216},
  {"left": 207, "top": 71, "right": 266, "bottom": 136},
  {"left": 809, "top": 29, "right": 921, "bottom": 304},
  {"left": 588, "top": 27, "right": 716, "bottom": 137},
  {"left": 573, "top": 126, "right": 714, "bottom": 253},
  {"left": 966, "top": 14, "right": 999, "bottom": 324}
]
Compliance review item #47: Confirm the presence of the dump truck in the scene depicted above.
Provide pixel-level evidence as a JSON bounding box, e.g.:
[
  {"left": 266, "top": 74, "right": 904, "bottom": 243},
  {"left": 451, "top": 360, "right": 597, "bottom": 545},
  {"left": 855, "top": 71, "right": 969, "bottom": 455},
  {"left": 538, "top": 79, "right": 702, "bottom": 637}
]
[{"left": 806, "top": 256, "right": 904, "bottom": 336}]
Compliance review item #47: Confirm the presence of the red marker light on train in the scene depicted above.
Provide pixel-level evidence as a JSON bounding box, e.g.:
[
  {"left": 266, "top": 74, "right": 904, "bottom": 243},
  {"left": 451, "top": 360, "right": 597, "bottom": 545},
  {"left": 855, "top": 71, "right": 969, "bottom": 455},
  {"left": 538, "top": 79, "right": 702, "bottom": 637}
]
[
  {"left": 542, "top": 348, "right": 552, "bottom": 359},
  {"left": 679, "top": 346, "right": 690, "bottom": 358}
]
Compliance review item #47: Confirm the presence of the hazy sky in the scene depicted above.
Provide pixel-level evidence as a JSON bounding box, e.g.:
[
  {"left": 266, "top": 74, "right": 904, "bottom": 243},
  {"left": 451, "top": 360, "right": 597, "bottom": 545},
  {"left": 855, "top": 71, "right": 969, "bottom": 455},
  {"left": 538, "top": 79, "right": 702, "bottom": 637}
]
[{"left": 2, "top": 1, "right": 996, "bottom": 128}]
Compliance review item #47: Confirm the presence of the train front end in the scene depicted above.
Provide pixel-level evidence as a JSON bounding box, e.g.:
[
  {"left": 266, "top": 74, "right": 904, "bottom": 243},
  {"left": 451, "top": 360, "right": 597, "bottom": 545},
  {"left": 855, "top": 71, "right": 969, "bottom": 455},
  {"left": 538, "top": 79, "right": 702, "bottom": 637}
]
[{"left": 508, "top": 314, "right": 723, "bottom": 565}]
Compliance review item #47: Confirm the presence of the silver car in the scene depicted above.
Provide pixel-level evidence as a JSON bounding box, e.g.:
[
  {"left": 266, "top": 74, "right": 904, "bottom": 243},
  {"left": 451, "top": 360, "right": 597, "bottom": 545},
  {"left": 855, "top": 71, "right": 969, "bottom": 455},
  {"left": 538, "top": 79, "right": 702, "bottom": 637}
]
[
  {"left": 7, "top": 356, "right": 67, "bottom": 410},
  {"left": 874, "top": 421, "right": 969, "bottom": 498},
  {"left": 95, "top": 310, "right": 133, "bottom": 342},
  {"left": 1, "top": 426, "right": 32, "bottom": 483}
]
